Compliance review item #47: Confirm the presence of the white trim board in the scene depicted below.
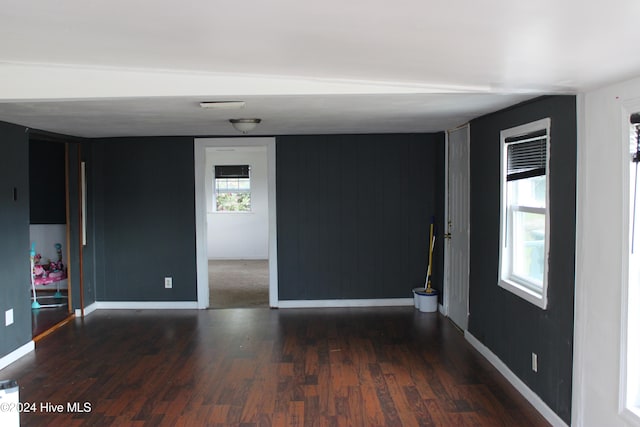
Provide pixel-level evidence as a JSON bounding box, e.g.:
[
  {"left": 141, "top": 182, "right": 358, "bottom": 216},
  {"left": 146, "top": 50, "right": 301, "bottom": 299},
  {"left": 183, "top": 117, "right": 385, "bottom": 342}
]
[
  {"left": 439, "top": 303, "right": 446, "bottom": 315},
  {"left": 465, "top": 331, "right": 568, "bottom": 427},
  {"left": 74, "top": 302, "right": 98, "bottom": 318},
  {"left": 82, "top": 301, "right": 199, "bottom": 311},
  {"left": 0, "top": 341, "right": 35, "bottom": 371},
  {"left": 277, "top": 298, "right": 414, "bottom": 308},
  {"left": 80, "top": 299, "right": 412, "bottom": 311}
]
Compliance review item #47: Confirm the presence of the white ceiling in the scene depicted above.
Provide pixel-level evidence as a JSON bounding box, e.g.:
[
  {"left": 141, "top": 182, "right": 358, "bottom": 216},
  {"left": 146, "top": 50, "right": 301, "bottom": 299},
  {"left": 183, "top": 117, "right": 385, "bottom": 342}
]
[{"left": 1, "top": 0, "right": 639, "bottom": 138}]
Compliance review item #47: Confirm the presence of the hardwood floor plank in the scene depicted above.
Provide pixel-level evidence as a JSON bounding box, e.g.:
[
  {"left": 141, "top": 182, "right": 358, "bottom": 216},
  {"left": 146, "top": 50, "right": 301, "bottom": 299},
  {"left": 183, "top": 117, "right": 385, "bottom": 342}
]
[
  {"left": 403, "top": 385, "right": 435, "bottom": 427},
  {"left": 209, "top": 404, "right": 230, "bottom": 423},
  {"left": 424, "top": 399, "right": 459, "bottom": 426},
  {"left": 316, "top": 361, "right": 336, "bottom": 417},
  {"left": 345, "top": 385, "right": 366, "bottom": 426},
  {"left": 360, "top": 384, "right": 387, "bottom": 426},
  {"left": 368, "top": 363, "right": 403, "bottom": 426},
  {"left": 303, "top": 395, "right": 320, "bottom": 427},
  {"left": 383, "top": 372, "right": 420, "bottom": 427},
  {"left": 0, "top": 307, "right": 551, "bottom": 427}
]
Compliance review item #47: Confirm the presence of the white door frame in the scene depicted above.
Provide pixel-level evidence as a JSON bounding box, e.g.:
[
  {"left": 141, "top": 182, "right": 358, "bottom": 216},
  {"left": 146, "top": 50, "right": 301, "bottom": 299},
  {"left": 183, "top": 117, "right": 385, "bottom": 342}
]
[
  {"left": 443, "top": 124, "right": 471, "bottom": 330},
  {"left": 443, "top": 130, "right": 450, "bottom": 316},
  {"left": 194, "top": 137, "right": 278, "bottom": 309}
]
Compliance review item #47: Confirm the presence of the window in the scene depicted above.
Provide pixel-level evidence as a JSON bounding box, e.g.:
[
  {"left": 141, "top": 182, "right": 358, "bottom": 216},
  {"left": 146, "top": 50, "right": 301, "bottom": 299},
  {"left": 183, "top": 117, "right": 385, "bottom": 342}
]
[
  {"left": 499, "top": 118, "right": 550, "bottom": 309},
  {"left": 214, "top": 165, "right": 251, "bottom": 212}
]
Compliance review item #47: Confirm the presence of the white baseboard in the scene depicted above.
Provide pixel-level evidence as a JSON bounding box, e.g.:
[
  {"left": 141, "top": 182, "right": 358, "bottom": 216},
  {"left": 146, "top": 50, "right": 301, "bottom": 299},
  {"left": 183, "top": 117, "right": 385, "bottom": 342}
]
[
  {"left": 93, "top": 301, "right": 199, "bottom": 310},
  {"left": 276, "top": 298, "right": 414, "bottom": 308},
  {"left": 0, "top": 341, "right": 35, "bottom": 371},
  {"left": 75, "top": 301, "right": 199, "bottom": 316},
  {"left": 438, "top": 303, "right": 446, "bottom": 315},
  {"left": 465, "top": 331, "right": 568, "bottom": 427},
  {"left": 75, "top": 302, "right": 98, "bottom": 318}
]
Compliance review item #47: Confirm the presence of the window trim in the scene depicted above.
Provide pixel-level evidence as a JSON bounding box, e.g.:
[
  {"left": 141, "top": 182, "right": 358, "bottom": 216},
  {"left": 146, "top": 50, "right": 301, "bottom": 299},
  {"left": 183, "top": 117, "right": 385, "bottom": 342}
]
[
  {"left": 620, "top": 106, "right": 640, "bottom": 425},
  {"left": 498, "top": 118, "right": 551, "bottom": 310}
]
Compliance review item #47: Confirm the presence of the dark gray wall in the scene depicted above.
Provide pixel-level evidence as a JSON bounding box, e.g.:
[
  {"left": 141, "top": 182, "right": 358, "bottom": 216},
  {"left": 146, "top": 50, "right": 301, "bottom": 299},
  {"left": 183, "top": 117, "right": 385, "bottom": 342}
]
[
  {"left": 276, "top": 133, "right": 445, "bottom": 300},
  {"left": 468, "top": 96, "right": 576, "bottom": 423},
  {"left": 90, "top": 137, "right": 197, "bottom": 301},
  {"left": 0, "top": 121, "right": 32, "bottom": 357},
  {"left": 29, "top": 140, "right": 66, "bottom": 224}
]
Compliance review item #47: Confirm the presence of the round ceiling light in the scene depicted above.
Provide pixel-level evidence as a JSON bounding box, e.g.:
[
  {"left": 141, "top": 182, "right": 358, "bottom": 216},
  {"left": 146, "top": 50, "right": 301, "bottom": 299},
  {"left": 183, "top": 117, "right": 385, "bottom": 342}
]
[{"left": 229, "top": 118, "right": 262, "bottom": 134}]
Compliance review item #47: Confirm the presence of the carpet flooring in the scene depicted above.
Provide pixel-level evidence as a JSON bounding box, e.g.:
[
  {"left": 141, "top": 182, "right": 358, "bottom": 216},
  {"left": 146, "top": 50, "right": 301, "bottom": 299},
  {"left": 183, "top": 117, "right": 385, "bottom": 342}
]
[{"left": 208, "top": 259, "right": 269, "bottom": 309}]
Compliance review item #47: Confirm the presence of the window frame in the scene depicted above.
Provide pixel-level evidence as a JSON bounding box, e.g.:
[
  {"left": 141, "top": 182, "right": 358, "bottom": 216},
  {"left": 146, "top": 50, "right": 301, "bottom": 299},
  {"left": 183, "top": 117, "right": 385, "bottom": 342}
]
[
  {"left": 213, "top": 164, "right": 253, "bottom": 213},
  {"left": 621, "top": 110, "right": 640, "bottom": 425},
  {"left": 498, "top": 118, "right": 551, "bottom": 309}
]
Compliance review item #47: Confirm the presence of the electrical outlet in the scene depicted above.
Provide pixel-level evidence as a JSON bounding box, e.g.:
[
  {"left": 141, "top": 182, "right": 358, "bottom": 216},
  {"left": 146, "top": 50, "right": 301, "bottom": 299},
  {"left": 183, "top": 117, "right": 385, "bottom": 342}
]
[
  {"left": 532, "top": 352, "right": 538, "bottom": 372},
  {"left": 5, "top": 309, "right": 14, "bottom": 326},
  {"left": 164, "top": 277, "right": 173, "bottom": 289}
]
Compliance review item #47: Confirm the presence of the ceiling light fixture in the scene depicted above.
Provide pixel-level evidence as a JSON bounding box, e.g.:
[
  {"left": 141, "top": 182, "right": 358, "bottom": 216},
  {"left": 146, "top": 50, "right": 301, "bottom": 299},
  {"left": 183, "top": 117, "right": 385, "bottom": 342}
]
[
  {"left": 200, "top": 101, "right": 246, "bottom": 109},
  {"left": 229, "top": 118, "right": 261, "bottom": 134}
]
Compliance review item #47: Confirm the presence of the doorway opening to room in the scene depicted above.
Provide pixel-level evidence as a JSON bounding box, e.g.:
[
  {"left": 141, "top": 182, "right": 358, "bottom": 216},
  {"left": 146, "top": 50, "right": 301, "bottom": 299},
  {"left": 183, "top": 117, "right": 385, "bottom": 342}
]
[
  {"left": 194, "top": 138, "right": 277, "bottom": 309},
  {"left": 28, "top": 138, "right": 74, "bottom": 338}
]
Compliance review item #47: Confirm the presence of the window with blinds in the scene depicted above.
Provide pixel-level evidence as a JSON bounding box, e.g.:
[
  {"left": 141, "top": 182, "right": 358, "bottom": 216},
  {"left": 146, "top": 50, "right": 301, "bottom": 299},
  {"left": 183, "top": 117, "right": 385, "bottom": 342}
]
[
  {"left": 506, "top": 129, "right": 547, "bottom": 181},
  {"left": 499, "top": 118, "right": 551, "bottom": 309},
  {"left": 213, "top": 165, "right": 251, "bottom": 212}
]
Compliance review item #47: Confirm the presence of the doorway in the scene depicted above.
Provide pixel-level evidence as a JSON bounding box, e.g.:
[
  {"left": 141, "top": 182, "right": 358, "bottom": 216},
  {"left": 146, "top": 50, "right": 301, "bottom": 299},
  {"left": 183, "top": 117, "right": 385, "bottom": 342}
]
[
  {"left": 28, "top": 139, "right": 73, "bottom": 337},
  {"left": 194, "top": 138, "right": 278, "bottom": 309},
  {"left": 444, "top": 125, "right": 470, "bottom": 331}
]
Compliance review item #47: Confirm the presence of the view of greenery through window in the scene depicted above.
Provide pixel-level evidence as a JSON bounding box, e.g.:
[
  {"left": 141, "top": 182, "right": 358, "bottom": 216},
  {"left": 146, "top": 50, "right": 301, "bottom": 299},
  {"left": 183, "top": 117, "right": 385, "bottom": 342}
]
[{"left": 215, "top": 177, "right": 251, "bottom": 212}]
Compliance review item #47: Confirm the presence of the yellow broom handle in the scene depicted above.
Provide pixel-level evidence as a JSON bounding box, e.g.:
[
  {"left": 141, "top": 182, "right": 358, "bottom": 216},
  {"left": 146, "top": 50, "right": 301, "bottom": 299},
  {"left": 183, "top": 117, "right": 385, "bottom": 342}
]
[{"left": 428, "top": 223, "right": 434, "bottom": 272}]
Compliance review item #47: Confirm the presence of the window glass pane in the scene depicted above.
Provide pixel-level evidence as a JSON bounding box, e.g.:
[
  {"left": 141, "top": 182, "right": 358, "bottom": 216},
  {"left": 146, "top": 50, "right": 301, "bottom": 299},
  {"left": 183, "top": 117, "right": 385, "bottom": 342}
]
[
  {"left": 512, "top": 210, "right": 545, "bottom": 288},
  {"left": 216, "top": 178, "right": 231, "bottom": 192},
  {"left": 238, "top": 178, "right": 250, "bottom": 190},
  {"left": 216, "top": 192, "right": 251, "bottom": 211},
  {"left": 216, "top": 179, "right": 250, "bottom": 193},
  {"left": 508, "top": 175, "right": 546, "bottom": 208}
]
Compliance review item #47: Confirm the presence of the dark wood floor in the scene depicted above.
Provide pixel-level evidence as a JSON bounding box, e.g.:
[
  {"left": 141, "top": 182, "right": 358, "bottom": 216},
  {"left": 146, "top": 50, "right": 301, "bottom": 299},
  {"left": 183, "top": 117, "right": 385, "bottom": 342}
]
[
  {"left": 1, "top": 307, "right": 549, "bottom": 426},
  {"left": 31, "top": 303, "right": 72, "bottom": 338}
]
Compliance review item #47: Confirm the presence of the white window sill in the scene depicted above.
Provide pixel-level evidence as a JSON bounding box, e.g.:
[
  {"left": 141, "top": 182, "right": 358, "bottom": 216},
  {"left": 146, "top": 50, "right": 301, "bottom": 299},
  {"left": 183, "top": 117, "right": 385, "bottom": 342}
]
[
  {"left": 207, "top": 211, "right": 254, "bottom": 215},
  {"left": 620, "top": 407, "right": 640, "bottom": 426},
  {"left": 499, "top": 278, "right": 547, "bottom": 309}
]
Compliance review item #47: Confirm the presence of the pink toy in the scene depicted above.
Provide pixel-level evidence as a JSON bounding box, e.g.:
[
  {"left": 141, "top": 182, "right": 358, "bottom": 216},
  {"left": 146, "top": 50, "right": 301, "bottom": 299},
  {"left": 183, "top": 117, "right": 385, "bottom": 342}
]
[
  {"left": 33, "top": 264, "right": 46, "bottom": 278},
  {"left": 30, "top": 243, "right": 67, "bottom": 305}
]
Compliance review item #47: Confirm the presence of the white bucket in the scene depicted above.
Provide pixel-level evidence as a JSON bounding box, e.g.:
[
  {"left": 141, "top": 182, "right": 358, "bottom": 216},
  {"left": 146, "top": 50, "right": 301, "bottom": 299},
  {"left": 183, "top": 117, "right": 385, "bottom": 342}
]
[
  {"left": 412, "top": 288, "right": 423, "bottom": 308},
  {"left": 415, "top": 289, "right": 438, "bottom": 313},
  {"left": 0, "top": 380, "right": 19, "bottom": 427}
]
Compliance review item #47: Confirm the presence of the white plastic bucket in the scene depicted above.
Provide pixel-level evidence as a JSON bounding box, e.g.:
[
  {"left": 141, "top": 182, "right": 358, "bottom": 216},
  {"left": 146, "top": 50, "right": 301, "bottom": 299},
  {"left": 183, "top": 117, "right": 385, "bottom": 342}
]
[
  {"left": 412, "top": 288, "right": 423, "bottom": 308},
  {"left": 415, "top": 289, "right": 438, "bottom": 313},
  {"left": 0, "top": 380, "right": 19, "bottom": 427}
]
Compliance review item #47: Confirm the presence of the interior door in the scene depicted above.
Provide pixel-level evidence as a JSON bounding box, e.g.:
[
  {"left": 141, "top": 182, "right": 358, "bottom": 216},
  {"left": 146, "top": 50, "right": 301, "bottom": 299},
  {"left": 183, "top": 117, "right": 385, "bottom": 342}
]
[{"left": 445, "top": 125, "right": 470, "bottom": 330}]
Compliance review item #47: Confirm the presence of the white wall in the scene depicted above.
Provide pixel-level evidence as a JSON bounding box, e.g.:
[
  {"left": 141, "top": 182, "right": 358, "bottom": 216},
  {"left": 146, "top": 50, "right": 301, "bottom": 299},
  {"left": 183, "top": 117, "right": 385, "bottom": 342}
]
[
  {"left": 205, "top": 146, "right": 269, "bottom": 259},
  {"left": 30, "top": 224, "right": 66, "bottom": 263},
  {"left": 573, "top": 76, "right": 640, "bottom": 426}
]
